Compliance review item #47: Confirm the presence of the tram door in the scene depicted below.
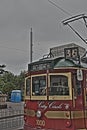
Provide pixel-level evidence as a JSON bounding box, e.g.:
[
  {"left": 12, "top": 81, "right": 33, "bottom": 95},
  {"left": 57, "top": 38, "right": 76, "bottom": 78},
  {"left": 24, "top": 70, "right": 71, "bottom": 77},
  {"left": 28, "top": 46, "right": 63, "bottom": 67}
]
[
  {"left": 82, "top": 74, "right": 87, "bottom": 129},
  {"left": 76, "top": 69, "right": 87, "bottom": 128},
  {"left": 84, "top": 73, "right": 87, "bottom": 128}
]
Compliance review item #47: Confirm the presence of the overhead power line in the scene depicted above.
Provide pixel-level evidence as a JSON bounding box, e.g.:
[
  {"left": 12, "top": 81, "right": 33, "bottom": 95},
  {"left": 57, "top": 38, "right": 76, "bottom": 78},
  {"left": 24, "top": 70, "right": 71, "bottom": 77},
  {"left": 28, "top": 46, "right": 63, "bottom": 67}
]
[
  {"left": 48, "top": 0, "right": 71, "bottom": 16},
  {"left": 47, "top": 0, "right": 84, "bottom": 25},
  {"left": 62, "top": 14, "right": 87, "bottom": 44}
]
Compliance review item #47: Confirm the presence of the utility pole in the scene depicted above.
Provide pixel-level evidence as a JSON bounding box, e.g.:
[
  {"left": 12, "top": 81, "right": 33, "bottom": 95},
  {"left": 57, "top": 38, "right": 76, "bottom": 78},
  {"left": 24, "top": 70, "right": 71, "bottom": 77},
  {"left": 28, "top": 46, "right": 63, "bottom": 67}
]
[{"left": 30, "top": 28, "right": 33, "bottom": 63}]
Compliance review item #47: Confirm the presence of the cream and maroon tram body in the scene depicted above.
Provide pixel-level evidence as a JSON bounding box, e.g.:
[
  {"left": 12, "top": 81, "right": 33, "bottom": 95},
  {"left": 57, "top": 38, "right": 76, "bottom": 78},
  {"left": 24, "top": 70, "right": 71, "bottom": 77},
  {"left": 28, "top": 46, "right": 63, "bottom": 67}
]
[{"left": 24, "top": 45, "right": 87, "bottom": 130}]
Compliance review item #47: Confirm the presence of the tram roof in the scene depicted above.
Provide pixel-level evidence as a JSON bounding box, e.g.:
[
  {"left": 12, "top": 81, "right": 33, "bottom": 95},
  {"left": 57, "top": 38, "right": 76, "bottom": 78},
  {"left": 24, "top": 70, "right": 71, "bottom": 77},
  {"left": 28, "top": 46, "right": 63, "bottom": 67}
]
[
  {"left": 54, "top": 58, "right": 87, "bottom": 68},
  {"left": 28, "top": 57, "right": 87, "bottom": 71}
]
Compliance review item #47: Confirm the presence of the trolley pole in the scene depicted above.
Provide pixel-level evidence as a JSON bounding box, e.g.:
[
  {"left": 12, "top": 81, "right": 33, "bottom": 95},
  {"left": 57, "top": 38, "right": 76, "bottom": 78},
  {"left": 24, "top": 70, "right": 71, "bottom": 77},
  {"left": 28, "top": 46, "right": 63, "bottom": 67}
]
[{"left": 30, "top": 28, "right": 33, "bottom": 63}]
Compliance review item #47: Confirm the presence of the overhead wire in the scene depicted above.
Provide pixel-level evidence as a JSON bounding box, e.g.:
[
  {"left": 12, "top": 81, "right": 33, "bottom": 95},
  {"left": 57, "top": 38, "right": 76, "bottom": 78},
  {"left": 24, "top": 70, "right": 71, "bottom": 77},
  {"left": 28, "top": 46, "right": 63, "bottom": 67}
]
[
  {"left": 48, "top": 0, "right": 72, "bottom": 16},
  {"left": 47, "top": 0, "right": 84, "bottom": 25},
  {"left": 47, "top": 0, "right": 87, "bottom": 45}
]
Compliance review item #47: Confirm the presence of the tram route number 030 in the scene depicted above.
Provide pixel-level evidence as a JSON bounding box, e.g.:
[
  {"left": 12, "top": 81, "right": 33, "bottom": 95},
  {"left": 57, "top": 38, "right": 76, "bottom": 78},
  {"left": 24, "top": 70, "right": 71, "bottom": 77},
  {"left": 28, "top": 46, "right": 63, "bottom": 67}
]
[{"left": 36, "top": 119, "right": 45, "bottom": 126}]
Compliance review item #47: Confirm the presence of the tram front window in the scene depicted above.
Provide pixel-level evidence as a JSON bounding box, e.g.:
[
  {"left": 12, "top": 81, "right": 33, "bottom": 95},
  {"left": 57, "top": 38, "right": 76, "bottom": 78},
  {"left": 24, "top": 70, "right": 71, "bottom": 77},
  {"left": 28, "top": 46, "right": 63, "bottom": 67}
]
[
  {"left": 49, "top": 75, "right": 69, "bottom": 95},
  {"left": 32, "top": 76, "right": 46, "bottom": 96},
  {"left": 26, "top": 77, "right": 31, "bottom": 96}
]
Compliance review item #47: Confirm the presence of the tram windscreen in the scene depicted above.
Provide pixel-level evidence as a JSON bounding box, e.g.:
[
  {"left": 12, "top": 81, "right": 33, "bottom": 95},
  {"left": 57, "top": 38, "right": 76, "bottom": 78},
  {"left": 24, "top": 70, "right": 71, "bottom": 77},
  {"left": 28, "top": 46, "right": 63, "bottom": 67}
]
[
  {"left": 31, "top": 75, "right": 69, "bottom": 96},
  {"left": 32, "top": 76, "right": 46, "bottom": 96},
  {"left": 49, "top": 75, "right": 69, "bottom": 95},
  {"left": 26, "top": 78, "right": 31, "bottom": 96}
]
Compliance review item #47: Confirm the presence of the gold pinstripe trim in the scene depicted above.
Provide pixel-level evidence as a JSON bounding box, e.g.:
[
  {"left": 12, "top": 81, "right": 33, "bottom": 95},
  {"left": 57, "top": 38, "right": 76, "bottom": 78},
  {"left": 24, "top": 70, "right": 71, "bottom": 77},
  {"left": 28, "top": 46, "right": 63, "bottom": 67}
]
[
  {"left": 31, "top": 96, "right": 47, "bottom": 100},
  {"left": 45, "top": 111, "right": 70, "bottom": 119},
  {"left": 24, "top": 109, "right": 35, "bottom": 117},
  {"left": 72, "top": 88, "right": 75, "bottom": 107},
  {"left": 25, "top": 109, "right": 87, "bottom": 119},
  {"left": 71, "top": 111, "right": 84, "bottom": 119},
  {"left": 84, "top": 110, "right": 87, "bottom": 118},
  {"left": 45, "top": 110, "right": 84, "bottom": 119},
  {"left": 77, "top": 129, "right": 86, "bottom": 130}
]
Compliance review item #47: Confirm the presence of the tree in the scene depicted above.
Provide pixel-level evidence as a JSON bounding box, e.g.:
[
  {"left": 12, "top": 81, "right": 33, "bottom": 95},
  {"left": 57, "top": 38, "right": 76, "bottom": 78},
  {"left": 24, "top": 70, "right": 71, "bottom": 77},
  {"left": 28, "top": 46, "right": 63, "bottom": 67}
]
[{"left": 0, "top": 71, "right": 25, "bottom": 98}]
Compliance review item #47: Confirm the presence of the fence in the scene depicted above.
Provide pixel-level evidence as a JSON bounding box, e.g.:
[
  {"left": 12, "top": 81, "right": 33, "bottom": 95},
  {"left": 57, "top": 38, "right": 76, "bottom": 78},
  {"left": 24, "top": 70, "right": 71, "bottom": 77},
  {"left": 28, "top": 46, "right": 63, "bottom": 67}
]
[{"left": 0, "top": 102, "right": 24, "bottom": 130}]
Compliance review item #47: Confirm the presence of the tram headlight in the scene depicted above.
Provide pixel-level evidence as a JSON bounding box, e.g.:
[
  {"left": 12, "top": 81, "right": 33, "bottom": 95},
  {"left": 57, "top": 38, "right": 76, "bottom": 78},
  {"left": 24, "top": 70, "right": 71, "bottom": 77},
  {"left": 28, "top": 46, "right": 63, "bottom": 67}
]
[{"left": 36, "top": 110, "right": 41, "bottom": 118}]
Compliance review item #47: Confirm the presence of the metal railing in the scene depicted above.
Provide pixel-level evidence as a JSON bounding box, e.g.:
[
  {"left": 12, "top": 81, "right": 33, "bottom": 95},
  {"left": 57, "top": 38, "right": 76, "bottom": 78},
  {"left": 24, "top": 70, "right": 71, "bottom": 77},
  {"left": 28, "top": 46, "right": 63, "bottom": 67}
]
[
  {"left": 0, "top": 102, "right": 24, "bottom": 130},
  {"left": 0, "top": 116, "right": 24, "bottom": 130}
]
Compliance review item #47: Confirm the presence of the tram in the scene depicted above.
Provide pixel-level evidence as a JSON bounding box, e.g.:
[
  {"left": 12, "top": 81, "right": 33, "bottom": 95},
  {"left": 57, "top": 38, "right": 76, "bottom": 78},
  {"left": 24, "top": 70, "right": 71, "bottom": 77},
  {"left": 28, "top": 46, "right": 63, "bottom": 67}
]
[{"left": 24, "top": 43, "right": 87, "bottom": 130}]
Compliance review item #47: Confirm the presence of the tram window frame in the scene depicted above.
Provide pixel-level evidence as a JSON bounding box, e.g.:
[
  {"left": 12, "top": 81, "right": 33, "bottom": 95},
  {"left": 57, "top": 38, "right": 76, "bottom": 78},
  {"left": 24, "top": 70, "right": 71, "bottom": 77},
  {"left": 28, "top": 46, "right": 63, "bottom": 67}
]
[
  {"left": 25, "top": 77, "right": 31, "bottom": 96},
  {"left": 48, "top": 73, "right": 72, "bottom": 100},
  {"left": 49, "top": 75, "right": 69, "bottom": 96},
  {"left": 32, "top": 75, "right": 47, "bottom": 96}
]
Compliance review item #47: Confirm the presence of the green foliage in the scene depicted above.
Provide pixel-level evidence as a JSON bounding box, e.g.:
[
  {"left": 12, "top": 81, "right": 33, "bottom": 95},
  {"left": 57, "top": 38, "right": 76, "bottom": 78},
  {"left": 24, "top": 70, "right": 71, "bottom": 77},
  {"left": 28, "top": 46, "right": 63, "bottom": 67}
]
[{"left": 0, "top": 71, "right": 25, "bottom": 98}]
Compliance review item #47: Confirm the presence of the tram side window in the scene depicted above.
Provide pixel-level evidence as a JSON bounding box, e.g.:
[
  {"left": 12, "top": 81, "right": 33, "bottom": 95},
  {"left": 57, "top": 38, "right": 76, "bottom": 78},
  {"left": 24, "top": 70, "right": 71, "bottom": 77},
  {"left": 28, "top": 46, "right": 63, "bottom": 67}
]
[
  {"left": 26, "top": 78, "right": 31, "bottom": 96},
  {"left": 74, "top": 74, "right": 81, "bottom": 96},
  {"left": 76, "top": 80, "right": 81, "bottom": 95},
  {"left": 32, "top": 76, "right": 46, "bottom": 96},
  {"left": 49, "top": 75, "right": 69, "bottom": 96}
]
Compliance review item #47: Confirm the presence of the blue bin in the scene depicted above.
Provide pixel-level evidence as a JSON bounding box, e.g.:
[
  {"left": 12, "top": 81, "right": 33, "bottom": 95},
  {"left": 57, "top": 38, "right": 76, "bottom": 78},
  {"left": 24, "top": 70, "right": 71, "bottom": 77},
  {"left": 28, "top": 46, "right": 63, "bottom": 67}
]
[{"left": 11, "top": 90, "right": 21, "bottom": 103}]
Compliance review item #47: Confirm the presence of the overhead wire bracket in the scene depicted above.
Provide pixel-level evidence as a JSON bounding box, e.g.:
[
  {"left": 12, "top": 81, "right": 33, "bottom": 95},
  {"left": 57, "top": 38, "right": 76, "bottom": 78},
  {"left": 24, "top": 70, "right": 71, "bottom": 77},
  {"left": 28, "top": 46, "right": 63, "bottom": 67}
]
[{"left": 62, "top": 14, "right": 87, "bottom": 44}]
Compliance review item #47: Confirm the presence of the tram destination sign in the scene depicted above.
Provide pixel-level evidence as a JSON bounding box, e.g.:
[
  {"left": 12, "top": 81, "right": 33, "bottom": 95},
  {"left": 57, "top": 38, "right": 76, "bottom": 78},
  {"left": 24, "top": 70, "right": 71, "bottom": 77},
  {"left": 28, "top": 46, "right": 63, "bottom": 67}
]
[
  {"left": 64, "top": 47, "right": 80, "bottom": 61},
  {"left": 28, "top": 60, "right": 53, "bottom": 71},
  {"left": 50, "top": 43, "right": 85, "bottom": 58}
]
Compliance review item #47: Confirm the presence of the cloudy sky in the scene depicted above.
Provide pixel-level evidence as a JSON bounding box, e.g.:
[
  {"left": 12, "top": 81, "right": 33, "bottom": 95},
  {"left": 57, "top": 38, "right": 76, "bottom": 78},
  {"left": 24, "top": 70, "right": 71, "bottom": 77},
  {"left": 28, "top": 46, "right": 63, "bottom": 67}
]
[{"left": 0, "top": 0, "right": 87, "bottom": 75}]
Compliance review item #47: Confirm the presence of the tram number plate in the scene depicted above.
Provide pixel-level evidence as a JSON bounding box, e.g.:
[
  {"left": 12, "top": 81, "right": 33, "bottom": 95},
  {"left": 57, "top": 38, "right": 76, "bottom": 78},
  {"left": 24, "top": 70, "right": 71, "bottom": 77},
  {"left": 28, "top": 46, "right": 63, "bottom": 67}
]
[{"left": 36, "top": 119, "right": 45, "bottom": 126}]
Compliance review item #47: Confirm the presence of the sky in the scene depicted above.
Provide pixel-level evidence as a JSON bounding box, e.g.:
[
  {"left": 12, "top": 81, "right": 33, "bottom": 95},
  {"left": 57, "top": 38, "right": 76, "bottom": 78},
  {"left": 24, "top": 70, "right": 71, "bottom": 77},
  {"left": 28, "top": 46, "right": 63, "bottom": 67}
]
[{"left": 0, "top": 0, "right": 87, "bottom": 75}]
